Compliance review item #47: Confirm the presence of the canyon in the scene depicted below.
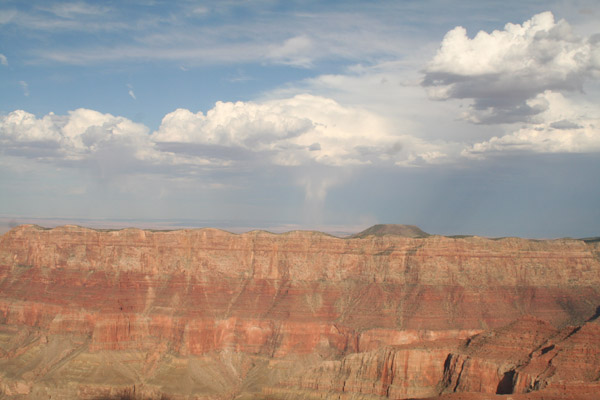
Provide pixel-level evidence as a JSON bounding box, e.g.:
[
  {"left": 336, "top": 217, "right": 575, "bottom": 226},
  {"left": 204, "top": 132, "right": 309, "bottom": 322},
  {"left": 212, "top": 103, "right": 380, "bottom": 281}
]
[{"left": 0, "top": 224, "right": 599, "bottom": 399}]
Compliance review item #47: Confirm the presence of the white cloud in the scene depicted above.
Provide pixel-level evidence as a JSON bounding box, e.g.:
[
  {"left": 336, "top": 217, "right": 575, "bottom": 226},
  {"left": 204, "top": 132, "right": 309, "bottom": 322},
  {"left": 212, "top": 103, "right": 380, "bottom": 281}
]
[
  {"left": 0, "top": 109, "right": 150, "bottom": 163},
  {"left": 400, "top": 150, "right": 449, "bottom": 167},
  {"left": 266, "top": 35, "right": 314, "bottom": 67},
  {"left": 1, "top": 96, "right": 421, "bottom": 171},
  {"left": 422, "top": 11, "right": 600, "bottom": 124},
  {"left": 462, "top": 91, "right": 600, "bottom": 157},
  {"left": 18, "top": 81, "right": 29, "bottom": 96},
  {"left": 127, "top": 83, "right": 136, "bottom": 100},
  {"left": 25, "top": 6, "right": 412, "bottom": 67},
  {"left": 40, "top": 2, "right": 110, "bottom": 19},
  {"left": 0, "top": 108, "right": 226, "bottom": 182},
  {"left": 153, "top": 94, "right": 404, "bottom": 167},
  {"left": 0, "top": 110, "right": 63, "bottom": 143},
  {"left": 262, "top": 57, "right": 478, "bottom": 165},
  {"left": 191, "top": 6, "right": 209, "bottom": 16},
  {"left": 463, "top": 122, "right": 600, "bottom": 156},
  {"left": 153, "top": 100, "right": 313, "bottom": 149},
  {"left": 4, "top": 2, "right": 125, "bottom": 33},
  {"left": 0, "top": 53, "right": 7, "bottom": 66}
]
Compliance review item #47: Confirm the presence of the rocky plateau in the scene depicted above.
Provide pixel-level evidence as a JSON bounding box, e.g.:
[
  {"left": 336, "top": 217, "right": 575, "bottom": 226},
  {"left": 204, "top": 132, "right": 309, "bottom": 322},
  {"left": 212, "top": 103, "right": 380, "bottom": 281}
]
[{"left": 0, "top": 224, "right": 599, "bottom": 399}]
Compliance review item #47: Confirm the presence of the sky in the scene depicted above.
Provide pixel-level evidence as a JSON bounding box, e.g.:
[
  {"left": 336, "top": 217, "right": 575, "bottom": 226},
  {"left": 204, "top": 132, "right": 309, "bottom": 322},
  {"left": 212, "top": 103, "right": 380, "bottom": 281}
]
[{"left": 1, "top": 0, "right": 599, "bottom": 238}]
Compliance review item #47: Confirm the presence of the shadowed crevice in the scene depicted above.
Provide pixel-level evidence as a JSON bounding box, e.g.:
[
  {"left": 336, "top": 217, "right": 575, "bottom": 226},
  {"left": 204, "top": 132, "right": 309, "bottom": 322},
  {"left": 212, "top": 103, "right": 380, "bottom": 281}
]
[{"left": 496, "top": 369, "right": 515, "bottom": 394}]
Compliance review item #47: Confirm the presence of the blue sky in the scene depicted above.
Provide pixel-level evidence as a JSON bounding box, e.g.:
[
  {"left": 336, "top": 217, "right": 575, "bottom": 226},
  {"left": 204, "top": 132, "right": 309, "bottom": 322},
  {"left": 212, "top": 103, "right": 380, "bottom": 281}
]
[{"left": 1, "top": 0, "right": 599, "bottom": 237}]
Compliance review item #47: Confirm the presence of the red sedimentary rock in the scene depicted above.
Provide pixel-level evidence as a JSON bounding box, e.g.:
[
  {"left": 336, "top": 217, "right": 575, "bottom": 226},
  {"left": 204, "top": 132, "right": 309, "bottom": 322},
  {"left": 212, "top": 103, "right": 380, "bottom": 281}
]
[{"left": 0, "top": 224, "right": 599, "bottom": 399}]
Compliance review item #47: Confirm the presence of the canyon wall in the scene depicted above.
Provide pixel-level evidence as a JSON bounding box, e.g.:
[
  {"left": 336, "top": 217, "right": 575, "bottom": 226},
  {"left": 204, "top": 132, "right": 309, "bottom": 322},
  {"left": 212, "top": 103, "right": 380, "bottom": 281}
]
[{"left": 0, "top": 225, "right": 599, "bottom": 399}]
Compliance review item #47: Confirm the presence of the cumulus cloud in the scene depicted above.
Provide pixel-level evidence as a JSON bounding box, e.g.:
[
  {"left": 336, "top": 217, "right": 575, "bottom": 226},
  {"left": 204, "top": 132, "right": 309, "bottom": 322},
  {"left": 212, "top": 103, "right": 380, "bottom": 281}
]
[
  {"left": 462, "top": 91, "right": 600, "bottom": 157},
  {"left": 423, "top": 11, "right": 600, "bottom": 124},
  {"left": 153, "top": 94, "right": 403, "bottom": 167},
  {"left": 463, "top": 122, "right": 600, "bottom": 156},
  {"left": 2, "top": 94, "right": 440, "bottom": 183},
  {"left": 0, "top": 109, "right": 150, "bottom": 164},
  {"left": 1, "top": 110, "right": 62, "bottom": 143},
  {"left": 1, "top": 93, "right": 458, "bottom": 172},
  {"left": 0, "top": 109, "right": 223, "bottom": 181},
  {"left": 0, "top": 53, "right": 7, "bottom": 66}
]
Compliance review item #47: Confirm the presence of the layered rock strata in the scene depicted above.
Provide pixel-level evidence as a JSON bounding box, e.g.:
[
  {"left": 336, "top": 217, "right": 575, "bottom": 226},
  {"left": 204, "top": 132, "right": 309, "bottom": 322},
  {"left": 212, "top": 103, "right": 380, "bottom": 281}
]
[
  {"left": 432, "top": 315, "right": 600, "bottom": 399},
  {"left": 0, "top": 225, "right": 599, "bottom": 399}
]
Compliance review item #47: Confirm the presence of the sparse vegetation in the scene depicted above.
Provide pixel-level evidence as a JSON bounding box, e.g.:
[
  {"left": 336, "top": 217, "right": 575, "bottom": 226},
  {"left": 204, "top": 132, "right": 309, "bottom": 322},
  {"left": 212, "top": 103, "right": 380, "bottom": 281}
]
[
  {"left": 351, "top": 224, "right": 430, "bottom": 238},
  {"left": 94, "top": 388, "right": 171, "bottom": 400},
  {"left": 582, "top": 236, "right": 600, "bottom": 243}
]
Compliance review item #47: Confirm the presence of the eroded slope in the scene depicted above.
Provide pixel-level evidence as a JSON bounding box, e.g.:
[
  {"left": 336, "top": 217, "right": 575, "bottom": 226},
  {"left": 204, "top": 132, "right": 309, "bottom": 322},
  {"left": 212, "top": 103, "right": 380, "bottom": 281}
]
[{"left": 0, "top": 225, "right": 599, "bottom": 399}]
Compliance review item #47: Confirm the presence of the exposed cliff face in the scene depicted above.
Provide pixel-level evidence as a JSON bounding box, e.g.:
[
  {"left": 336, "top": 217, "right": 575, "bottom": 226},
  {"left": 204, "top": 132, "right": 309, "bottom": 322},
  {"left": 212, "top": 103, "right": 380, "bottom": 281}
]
[
  {"left": 264, "top": 340, "right": 461, "bottom": 399},
  {"left": 435, "top": 315, "right": 600, "bottom": 399},
  {"left": 0, "top": 224, "right": 599, "bottom": 399}
]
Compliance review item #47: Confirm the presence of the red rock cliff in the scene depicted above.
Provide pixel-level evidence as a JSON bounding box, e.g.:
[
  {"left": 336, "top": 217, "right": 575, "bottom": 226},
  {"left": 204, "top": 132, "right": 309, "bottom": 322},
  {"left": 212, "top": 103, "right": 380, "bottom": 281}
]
[{"left": 0, "top": 225, "right": 599, "bottom": 399}]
